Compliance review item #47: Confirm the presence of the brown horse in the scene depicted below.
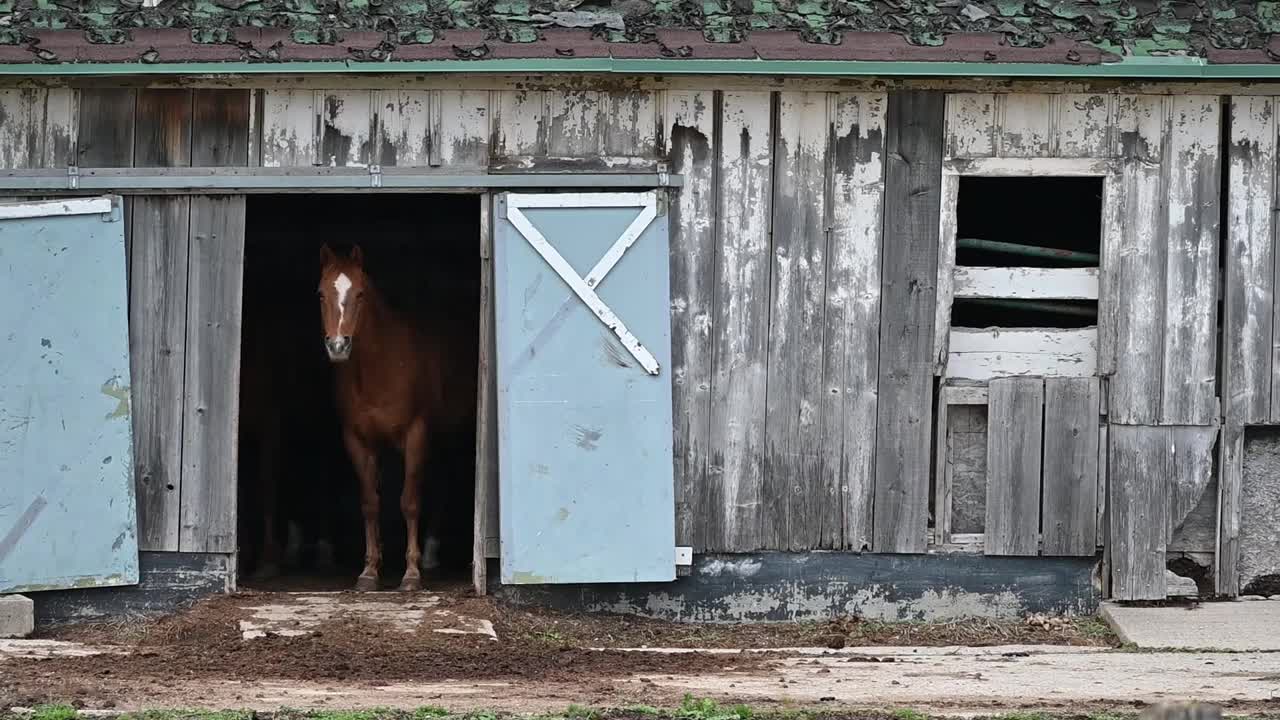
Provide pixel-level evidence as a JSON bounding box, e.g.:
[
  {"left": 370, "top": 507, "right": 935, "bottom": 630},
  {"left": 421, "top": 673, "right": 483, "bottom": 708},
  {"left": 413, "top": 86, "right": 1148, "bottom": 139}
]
[{"left": 317, "top": 243, "right": 470, "bottom": 591}]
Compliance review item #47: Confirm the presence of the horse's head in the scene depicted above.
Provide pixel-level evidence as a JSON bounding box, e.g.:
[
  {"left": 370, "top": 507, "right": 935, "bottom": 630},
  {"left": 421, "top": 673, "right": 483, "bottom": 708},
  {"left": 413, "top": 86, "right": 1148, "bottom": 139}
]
[{"left": 317, "top": 243, "right": 369, "bottom": 363}]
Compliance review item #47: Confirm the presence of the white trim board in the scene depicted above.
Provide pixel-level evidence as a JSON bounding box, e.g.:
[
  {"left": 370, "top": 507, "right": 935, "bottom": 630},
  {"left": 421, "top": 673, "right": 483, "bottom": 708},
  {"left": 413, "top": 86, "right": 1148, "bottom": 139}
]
[
  {"left": 946, "top": 327, "right": 1098, "bottom": 380},
  {"left": 954, "top": 266, "right": 1099, "bottom": 300},
  {"left": 0, "top": 196, "right": 113, "bottom": 220}
]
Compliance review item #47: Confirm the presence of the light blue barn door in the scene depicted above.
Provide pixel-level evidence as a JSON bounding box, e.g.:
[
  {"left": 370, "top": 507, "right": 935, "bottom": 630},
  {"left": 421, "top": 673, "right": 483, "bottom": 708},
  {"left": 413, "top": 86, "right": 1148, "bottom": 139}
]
[
  {"left": 494, "top": 192, "right": 675, "bottom": 584},
  {"left": 0, "top": 196, "right": 138, "bottom": 593}
]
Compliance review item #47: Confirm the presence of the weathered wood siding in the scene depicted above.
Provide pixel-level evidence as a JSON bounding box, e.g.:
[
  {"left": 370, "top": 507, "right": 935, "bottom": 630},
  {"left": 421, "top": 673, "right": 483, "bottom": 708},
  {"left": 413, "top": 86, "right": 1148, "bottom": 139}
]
[{"left": 0, "top": 83, "right": 1240, "bottom": 586}]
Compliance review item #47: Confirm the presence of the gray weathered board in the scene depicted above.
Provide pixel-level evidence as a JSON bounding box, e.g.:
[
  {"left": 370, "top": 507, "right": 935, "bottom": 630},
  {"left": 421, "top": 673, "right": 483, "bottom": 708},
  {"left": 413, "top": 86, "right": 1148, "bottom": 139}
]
[
  {"left": 0, "top": 196, "right": 139, "bottom": 594},
  {"left": 985, "top": 377, "right": 1044, "bottom": 556}
]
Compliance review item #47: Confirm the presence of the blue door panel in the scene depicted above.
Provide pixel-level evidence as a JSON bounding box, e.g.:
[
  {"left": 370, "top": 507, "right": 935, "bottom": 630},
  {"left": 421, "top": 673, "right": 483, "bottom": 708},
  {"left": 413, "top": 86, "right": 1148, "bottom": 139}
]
[
  {"left": 0, "top": 196, "right": 139, "bottom": 593},
  {"left": 494, "top": 193, "right": 675, "bottom": 585}
]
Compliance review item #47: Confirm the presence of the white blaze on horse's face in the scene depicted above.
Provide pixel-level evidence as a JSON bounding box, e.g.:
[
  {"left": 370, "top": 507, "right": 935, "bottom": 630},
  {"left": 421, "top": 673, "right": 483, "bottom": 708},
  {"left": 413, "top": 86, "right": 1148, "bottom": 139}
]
[
  {"left": 322, "top": 271, "right": 356, "bottom": 363},
  {"left": 334, "top": 273, "right": 353, "bottom": 331}
]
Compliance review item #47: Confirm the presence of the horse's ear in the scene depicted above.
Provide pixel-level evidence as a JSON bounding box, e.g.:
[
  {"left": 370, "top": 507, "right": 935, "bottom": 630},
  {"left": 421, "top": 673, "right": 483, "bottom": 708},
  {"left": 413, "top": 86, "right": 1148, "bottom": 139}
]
[
  {"left": 319, "top": 243, "right": 335, "bottom": 267},
  {"left": 350, "top": 244, "right": 364, "bottom": 266}
]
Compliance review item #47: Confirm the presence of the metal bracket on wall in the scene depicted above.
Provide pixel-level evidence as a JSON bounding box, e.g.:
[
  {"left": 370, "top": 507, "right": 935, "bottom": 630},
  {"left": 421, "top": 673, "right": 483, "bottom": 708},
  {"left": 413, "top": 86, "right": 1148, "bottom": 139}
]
[
  {"left": 368, "top": 165, "right": 383, "bottom": 188},
  {"left": 66, "top": 166, "right": 79, "bottom": 190}
]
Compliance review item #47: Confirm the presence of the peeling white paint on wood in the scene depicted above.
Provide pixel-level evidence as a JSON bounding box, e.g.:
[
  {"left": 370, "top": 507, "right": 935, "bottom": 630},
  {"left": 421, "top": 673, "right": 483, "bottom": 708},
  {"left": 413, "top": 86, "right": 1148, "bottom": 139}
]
[
  {"left": 318, "top": 91, "right": 375, "bottom": 167},
  {"left": 953, "top": 267, "right": 1099, "bottom": 300},
  {"left": 603, "top": 91, "right": 658, "bottom": 157},
  {"left": 380, "top": 90, "right": 430, "bottom": 166},
  {"left": 1161, "top": 95, "right": 1221, "bottom": 425},
  {"left": 260, "top": 89, "right": 316, "bottom": 167},
  {"left": 946, "top": 327, "right": 1097, "bottom": 380},
  {"left": 709, "top": 90, "right": 772, "bottom": 551},
  {"left": 665, "top": 89, "right": 715, "bottom": 550},
  {"left": 0, "top": 89, "right": 74, "bottom": 169},
  {"left": 933, "top": 169, "right": 959, "bottom": 374},
  {"left": 1225, "top": 96, "right": 1276, "bottom": 424},
  {"left": 996, "top": 94, "right": 1052, "bottom": 158},
  {"left": 1054, "top": 94, "right": 1113, "bottom": 158},
  {"left": 436, "top": 90, "right": 491, "bottom": 167},
  {"left": 946, "top": 156, "right": 1116, "bottom": 177},
  {"left": 547, "top": 90, "right": 602, "bottom": 158},
  {"left": 492, "top": 90, "right": 547, "bottom": 161},
  {"left": 945, "top": 93, "right": 996, "bottom": 159},
  {"left": 765, "top": 91, "right": 834, "bottom": 550},
  {"left": 1108, "top": 94, "right": 1167, "bottom": 425},
  {"left": 829, "top": 91, "right": 885, "bottom": 552}
]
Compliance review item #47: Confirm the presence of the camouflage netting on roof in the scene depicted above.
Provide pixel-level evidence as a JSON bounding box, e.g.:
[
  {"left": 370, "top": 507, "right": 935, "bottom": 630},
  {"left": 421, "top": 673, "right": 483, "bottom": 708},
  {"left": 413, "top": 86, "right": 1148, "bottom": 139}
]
[{"left": 0, "top": 0, "right": 1275, "bottom": 55}]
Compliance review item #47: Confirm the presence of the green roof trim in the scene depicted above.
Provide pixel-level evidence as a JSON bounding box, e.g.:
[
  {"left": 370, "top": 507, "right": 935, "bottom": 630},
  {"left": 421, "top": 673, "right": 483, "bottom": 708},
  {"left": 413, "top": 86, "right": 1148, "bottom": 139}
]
[{"left": 6, "top": 54, "right": 1280, "bottom": 78}]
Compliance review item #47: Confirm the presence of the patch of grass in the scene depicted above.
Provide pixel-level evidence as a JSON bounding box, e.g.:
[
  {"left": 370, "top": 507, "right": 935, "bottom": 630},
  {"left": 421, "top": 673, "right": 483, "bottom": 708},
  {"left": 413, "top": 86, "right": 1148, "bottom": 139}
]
[
  {"left": 564, "top": 705, "right": 600, "bottom": 720},
  {"left": 412, "top": 709, "right": 451, "bottom": 720},
  {"left": 29, "top": 707, "right": 77, "bottom": 720},
  {"left": 674, "top": 696, "right": 753, "bottom": 720},
  {"left": 621, "top": 707, "right": 663, "bottom": 717},
  {"left": 889, "top": 709, "right": 926, "bottom": 720}
]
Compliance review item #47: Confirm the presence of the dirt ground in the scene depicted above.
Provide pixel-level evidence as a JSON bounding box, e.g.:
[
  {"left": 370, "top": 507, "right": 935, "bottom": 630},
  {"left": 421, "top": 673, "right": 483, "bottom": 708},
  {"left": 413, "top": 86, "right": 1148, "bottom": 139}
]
[{"left": 0, "top": 585, "right": 1144, "bottom": 714}]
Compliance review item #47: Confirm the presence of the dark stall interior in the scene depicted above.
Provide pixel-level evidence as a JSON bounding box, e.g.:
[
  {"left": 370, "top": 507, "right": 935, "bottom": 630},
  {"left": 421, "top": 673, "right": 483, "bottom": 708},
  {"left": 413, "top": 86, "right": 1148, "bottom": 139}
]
[
  {"left": 951, "top": 176, "right": 1103, "bottom": 329},
  {"left": 236, "top": 193, "right": 481, "bottom": 589}
]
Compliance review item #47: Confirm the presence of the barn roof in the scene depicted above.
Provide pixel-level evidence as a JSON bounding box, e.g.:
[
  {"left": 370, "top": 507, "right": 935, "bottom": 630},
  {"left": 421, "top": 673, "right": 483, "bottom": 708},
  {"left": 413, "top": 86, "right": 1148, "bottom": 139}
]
[{"left": 1, "top": 1, "right": 1279, "bottom": 75}]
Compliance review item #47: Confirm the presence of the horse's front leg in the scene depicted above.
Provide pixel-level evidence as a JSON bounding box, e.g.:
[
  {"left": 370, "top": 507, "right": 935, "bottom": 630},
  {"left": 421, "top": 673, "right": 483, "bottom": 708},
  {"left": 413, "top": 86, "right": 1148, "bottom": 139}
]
[
  {"left": 344, "top": 428, "right": 381, "bottom": 591},
  {"left": 400, "top": 419, "right": 429, "bottom": 592}
]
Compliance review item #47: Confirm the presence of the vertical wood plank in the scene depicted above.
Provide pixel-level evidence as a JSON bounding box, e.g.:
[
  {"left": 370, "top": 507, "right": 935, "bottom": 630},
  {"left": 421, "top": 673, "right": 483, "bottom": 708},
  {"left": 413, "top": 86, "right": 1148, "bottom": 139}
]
[
  {"left": 1097, "top": 423, "right": 1108, "bottom": 551},
  {"left": 602, "top": 91, "right": 658, "bottom": 157},
  {"left": 473, "top": 193, "right": 496, "bottom": 595},
  {"left": 1168, "top": 425, "right": 1218, "bottom": 543},
  {"left": 984, "top": 377, "right": 1044, "bottom": 556},
  {"left": 997, "top": 94, "right": 1052, "bottom": 157},
  {"left": 1109, "top": 424, "right": 1170, "bottom": 600},
  {"left": 77, "top": 88, "right": 136, "bottom": 167},
  {"left": 0, "top": 89, "right": 75, "bottom": 168},
  {"left": 1054, "top": 94, "right": 1113, "bottom": 158},
  {"left": 665, "top": 90, "right": 716, "bottom": 550},
  {"left": 1109, "top": 95, "right": 1167, "bottom": 425},
  {"left": 191, "top": 89, "right": 250, "bottom": 166},
  {"left": 134, "top": 89, "right": 192, "bottom": 167},
  {"left": 319, "top": 91, "right": 375, "bottom": 167},
  {"left": 260, "top": 89, "right": 316, "bottom": 167},
  {"left": 873, "top": 90, "right": 945, "bottom": 554},
  {"left": 380, "top": 90, "right": 430, "bottom": 166},
  {"left": 830, "top": 92, "right": 886, "bottom": 551},
  {"left": 179, "top": 196, "right": 246, "bottom": 553},
  {"left": 1041, "top": 377, "right": 1100, "bottom": 556},
  {"left": 1098, "top": 159, "right": 1126, "bottom": 377},
  {"left": 1217, "top": 421, "right": 1244, "bottom": 595},
  {"left": 708, "top": 90, "right": 772, "bottom": 551},
  {"left": 944, "top": 93, "right": 996, "bottom": 159},
  {"left": 129, "top": 197, "right": 190, "bottom": 552},
  {"left": 765, "top": 91, "right": 833, "bottom": 550},
  {"left": 437, "top": 90, "right": 491, "bottom": 167},
  {"left": 933, "top": 169, "right": 959, "bottom": 374},
  {"left": 546, "top": 90, "right": 602, "bottom": 158},
  {"left": 1225, "top": 96, "right": 1275, "bottom": 425},
  {"left": 933, "top": 390, "right": 951, "bottom": 544},
  {"left": 1161, "top": 96, "right": 1221, "bottom": 425},
  {"left": 491, "top": 90, "right": 546, "bottom": 162}
]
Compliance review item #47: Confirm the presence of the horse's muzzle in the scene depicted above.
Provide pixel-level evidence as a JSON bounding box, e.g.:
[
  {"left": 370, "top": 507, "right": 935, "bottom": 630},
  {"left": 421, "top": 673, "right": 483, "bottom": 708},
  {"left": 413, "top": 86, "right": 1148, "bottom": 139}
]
[{"left": 324, "top": 335, "right": 352, "bottom": 361}]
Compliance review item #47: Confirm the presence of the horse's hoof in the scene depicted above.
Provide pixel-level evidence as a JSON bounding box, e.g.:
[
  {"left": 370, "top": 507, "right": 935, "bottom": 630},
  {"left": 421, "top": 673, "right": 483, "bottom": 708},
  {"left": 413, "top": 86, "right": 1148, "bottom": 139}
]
[
  {"left": 398, "top": 576, "right": 422, "bottom": 592},
  {"left": 354, "top": 574, "right": 378, "bottom": 592}
]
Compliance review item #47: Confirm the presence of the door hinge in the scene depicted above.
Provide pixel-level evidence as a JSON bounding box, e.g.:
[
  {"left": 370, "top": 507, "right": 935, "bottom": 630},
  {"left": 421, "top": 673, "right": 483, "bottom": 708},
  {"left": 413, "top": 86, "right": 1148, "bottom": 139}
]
[
  {"left": 67, "top": 166, "right": 79, "bottom": 190},
  {"left": 368, "top": 164, "right": 383, "bottom": 188}
]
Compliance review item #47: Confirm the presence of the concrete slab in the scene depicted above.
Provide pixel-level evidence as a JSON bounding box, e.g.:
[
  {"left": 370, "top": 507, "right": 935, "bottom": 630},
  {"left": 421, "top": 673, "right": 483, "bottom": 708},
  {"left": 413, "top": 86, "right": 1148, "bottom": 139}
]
[
  {"left": 1101, "top": 600, "right": 1280, "bottom": 650},
  {"left": 0, "top": 595, "right": 33, "bottom": 638},
  {"left": 238, "top": 592, "right": 497, "bottom": 642}
]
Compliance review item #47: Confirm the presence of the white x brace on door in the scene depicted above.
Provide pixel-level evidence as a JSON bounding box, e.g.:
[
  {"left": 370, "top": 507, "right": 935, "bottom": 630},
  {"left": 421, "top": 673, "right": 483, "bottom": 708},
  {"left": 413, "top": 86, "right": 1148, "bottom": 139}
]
[{"left": 494, "top": 191, "right": 676, "bottom": 584}]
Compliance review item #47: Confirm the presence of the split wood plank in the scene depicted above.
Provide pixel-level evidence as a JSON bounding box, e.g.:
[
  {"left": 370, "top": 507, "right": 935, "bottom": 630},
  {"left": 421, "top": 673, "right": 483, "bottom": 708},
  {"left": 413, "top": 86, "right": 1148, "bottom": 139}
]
[
  {"left": 1041, "top": 376, "right": 1100, "bottom": 556},
  {"left": 319, "top": 91, "right": 375, "bottom": 167},
  {"left": 873, "top": 89, "right": 945, "bottom": 553},
  {"left": 984, "top": 377, "right": 1044, "bottom": 556},
  {"left": 1217, "top": 422, "right": 1244, "bottom": 595}
]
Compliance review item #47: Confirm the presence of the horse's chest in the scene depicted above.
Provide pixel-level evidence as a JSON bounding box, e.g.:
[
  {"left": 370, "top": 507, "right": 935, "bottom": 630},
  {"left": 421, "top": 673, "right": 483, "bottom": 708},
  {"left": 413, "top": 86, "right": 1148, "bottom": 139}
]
[{"left": 338, "top": 386, "right": 413, "bottom": 438}]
